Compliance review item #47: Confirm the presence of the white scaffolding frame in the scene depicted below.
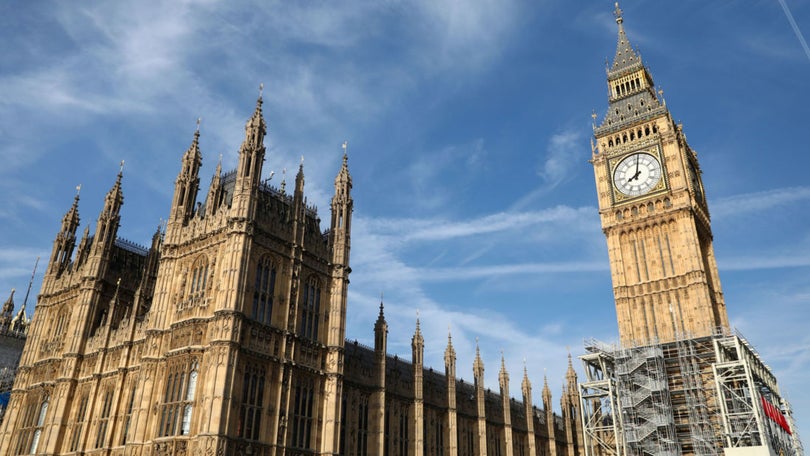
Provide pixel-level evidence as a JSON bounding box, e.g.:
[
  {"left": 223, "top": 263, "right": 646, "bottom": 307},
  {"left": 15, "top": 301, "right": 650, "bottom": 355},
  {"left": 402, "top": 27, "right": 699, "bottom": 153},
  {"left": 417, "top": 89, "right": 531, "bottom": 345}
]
[
  {"left": 579, "top": 339, "right": 624, "bottom": 456},
  {"left": 578, "top": 331, "right": 803, "bottom": 456}
]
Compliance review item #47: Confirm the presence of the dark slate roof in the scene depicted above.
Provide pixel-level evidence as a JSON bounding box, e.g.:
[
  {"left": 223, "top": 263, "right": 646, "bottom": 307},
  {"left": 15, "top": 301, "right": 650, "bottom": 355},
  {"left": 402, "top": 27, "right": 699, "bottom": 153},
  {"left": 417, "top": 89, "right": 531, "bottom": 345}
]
[{"left": 596, "top": 90, "right": 666, "bottom": 136}]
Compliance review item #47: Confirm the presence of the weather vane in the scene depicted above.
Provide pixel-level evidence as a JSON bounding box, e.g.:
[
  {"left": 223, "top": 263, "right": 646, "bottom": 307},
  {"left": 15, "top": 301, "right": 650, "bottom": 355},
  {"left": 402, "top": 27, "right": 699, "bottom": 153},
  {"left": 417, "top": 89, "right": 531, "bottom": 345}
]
[
  {"left": 75, "top": 184, "right": 82, "bottom": 197},
  {"left": 119, "top": 160, "right": 125, "bottom": 173},
  {"left": 196, "top": 117, "right": 201, "bottom": 132},
  {"left": 259, "top": 83, "right": 264, "bottom": 98}
]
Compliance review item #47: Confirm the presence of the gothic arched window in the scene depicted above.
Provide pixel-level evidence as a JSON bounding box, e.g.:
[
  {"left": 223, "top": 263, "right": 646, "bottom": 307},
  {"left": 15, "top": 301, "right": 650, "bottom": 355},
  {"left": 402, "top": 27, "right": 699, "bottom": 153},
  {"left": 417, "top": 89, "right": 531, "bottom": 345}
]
[
  {"left": 17, "top": 395, "right": 49, "bottom": 455},
  {"left": 189, "top": 256, "right": 209, "bottom": 298},
  {"left": 253, "top": 257, "right": 277, "bottom": 325},
  {"left": 290, "top": 377, "right": 315, "bottom": 450},
  {"left": 159, "top": 358, "right": 200, "bottom": 437},
  {"left": 300, "top": 279, "right": 321, "bottom": 340},
  {"left": 95, "top": 389, "right": 113, "bottom": 448},
  {"left": 239, "top": 365, "right": 266, "bottom": 440}
]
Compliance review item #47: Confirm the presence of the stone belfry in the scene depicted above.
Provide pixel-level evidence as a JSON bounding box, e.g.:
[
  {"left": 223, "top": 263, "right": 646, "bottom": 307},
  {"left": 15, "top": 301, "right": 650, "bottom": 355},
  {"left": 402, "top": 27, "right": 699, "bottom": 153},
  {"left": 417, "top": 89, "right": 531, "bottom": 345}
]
[{"left": 591, "top": 3, "right": 728, "bottom": 345}]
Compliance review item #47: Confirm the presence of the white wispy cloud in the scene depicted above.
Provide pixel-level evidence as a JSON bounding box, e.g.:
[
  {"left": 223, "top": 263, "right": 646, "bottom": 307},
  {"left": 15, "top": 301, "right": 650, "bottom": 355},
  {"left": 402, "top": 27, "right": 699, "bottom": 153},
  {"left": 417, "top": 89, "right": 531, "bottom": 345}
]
[
  {"left": 712, "top": 186, "right": 810, "bottom": 219},
  {"left": 364, "top": 205, "right": 594, "bottom": 242},
  {"left": 402, "top": 138, "right": 488, "bottom": 212},
  {"left": 719, "top": 254, "right": 810, "bottom": 271},
  {"left": 539, "top": 129, "right": 583, "bottom": 189},
  {"left": 414, "top": 261, "right": 607, "bottom": 281},
  {"left": 511, "top": 127, "right": 588, "bottom": 212}
]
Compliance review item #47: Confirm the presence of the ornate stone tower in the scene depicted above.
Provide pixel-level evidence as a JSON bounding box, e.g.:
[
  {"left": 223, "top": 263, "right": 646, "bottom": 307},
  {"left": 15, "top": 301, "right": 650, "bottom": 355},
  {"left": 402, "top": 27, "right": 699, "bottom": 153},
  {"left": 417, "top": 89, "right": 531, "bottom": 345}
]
[
  {"left": 0, "top": 94, "right": 354, "bottom": 456},
  {"left": 591, "top": 3, "right": 729, "bottom": 345}
]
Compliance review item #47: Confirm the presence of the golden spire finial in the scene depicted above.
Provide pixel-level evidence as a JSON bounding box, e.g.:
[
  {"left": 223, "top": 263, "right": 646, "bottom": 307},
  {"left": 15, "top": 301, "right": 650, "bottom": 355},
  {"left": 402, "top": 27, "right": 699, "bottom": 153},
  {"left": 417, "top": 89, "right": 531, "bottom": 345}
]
[{"left": 614, "top": 2, "right": 623, "bottom": 24}]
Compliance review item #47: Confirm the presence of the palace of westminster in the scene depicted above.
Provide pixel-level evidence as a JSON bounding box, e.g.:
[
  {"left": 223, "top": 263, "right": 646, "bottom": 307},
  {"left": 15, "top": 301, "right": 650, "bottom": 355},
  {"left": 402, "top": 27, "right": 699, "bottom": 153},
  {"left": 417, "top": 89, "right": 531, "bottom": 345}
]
[{"left": 0, "top": 5, "right": 803, "bottom": 456}]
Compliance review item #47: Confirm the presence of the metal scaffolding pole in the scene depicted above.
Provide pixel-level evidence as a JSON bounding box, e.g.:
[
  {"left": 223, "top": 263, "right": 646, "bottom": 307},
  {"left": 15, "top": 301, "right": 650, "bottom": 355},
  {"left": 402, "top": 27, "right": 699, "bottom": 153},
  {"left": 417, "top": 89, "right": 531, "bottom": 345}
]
[{"left": 579, "top": 339, "right": 624, "bottom": 456}]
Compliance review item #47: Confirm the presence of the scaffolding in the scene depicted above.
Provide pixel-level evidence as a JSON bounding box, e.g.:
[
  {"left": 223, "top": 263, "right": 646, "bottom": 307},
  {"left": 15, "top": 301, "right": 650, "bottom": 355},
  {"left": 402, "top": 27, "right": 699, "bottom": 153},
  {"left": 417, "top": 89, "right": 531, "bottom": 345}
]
[
  {"left": 579, "top": 331, "right": 803, "bottom": 456},
  {"left": 674, "top": 337, "right": 717, "bottom": 456},
  {"left": 614, "top": 345, "right": 678, "bottom": 456},
  {"left": 579, "top": 338, "right": 624, "bottom": 456},
  {"left": 713, "top": 332, "right": 801, "bottom": 456}
]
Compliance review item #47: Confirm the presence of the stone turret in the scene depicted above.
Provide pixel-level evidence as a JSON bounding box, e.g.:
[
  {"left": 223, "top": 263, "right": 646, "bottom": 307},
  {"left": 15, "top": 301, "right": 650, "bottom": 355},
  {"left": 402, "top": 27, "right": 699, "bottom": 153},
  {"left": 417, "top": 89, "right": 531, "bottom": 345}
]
[
  {"left": 168, "top": 125, "right": 202, "bottom": 232},
  {"left": 370, "top": 300, "right": 387, "bottom": 455},
  {"left": 205, "top": 157, "right": 224, "bottom": 215},
  {"left": 412, "top": 317, "right": 425, "bottom": 456},
  {"left": 522, "top": 365, "right": 538, "bottom": 456},
  {"left": 474, "top": 341, "right": 487, "bottom": 456},
  {"left": 499, "top": 354, "right": 514, "bottom": 456},
  {"left": 445, "top": 329, "right": 458, "bottom": 456},
  {"left": 563, "top": 354, "right": 583, "bottom": 454},
  {"left": 46, "top": 190, "right": 80, "bottom": 277},
  {"left": 232, "top": 92, "right": 267, "bottom": 219},
  {"left": 91, "top": 169, "right": 124, "bottom": 258},
  {"left": 543, "top": 375, "right": 557, "bottom": 456},
  {"left": 0, "top": 290, "right": 14, "bottom": 332}
]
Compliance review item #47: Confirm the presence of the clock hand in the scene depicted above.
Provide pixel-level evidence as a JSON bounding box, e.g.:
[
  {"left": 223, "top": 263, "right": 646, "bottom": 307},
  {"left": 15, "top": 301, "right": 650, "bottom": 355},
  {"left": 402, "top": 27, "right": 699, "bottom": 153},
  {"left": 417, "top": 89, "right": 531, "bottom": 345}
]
[{"left": 635, "top": 153, "right": 640, "bottom": 176}]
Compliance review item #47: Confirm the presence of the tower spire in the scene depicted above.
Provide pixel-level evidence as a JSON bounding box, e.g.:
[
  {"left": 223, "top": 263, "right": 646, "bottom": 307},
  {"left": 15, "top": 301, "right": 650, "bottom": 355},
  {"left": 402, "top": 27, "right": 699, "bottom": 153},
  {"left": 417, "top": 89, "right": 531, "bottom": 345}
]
[
  {"left": 412, "top": 312, "right": 424, "bottom": 365},
  {"left": 473, "top": 338, "right": 484, "bottom": 382},
  {"left": 444, "top": 326, "right": 456, "bottom": 377},
  {"left": 47, "top": 188, "right": 81, "bottom": 275},
  {"left": 169, "top": 124, "right": 203, "bottom": 227},
  {"left": 244, "top": 86, "right": 267, "bottom": 149},
  {"left": 233, "top": 87, "right": 268, "bottom": 218},
  {"left": 0, "top": 289, "right": 14, "bottom": 331},
  {"left": 92, "top": 168, "right": 124, "bottom": 254},
  {"left": 610, "top": 2, "right": 642, "bottom": 73},
  {"left": 498, "top": 350, "right": 509, "bottom": 386},
  {"left": 374, "top": 295, "right": 388, "bottom": 353}
]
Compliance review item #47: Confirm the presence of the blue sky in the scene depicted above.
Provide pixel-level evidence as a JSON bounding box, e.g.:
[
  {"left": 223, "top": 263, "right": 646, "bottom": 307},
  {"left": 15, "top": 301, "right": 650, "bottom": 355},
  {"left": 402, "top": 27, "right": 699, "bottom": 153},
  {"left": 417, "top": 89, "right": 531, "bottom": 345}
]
[{"left": 1, "top": 0, "right": 809, "bottom": 437}]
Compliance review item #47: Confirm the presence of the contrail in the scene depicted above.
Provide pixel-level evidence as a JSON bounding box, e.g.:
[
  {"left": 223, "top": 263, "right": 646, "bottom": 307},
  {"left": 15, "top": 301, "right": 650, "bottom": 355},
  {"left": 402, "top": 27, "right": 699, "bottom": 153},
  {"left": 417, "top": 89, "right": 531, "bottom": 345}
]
[{"left": 777, "top": 0, "right": 810, "bottom": 62}]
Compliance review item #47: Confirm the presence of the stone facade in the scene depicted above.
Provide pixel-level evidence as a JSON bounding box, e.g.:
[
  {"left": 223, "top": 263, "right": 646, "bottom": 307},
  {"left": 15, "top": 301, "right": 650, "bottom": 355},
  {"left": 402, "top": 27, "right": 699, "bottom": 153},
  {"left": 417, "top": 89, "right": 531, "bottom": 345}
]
[{"left": 0, "top": 96, "right": 582, "bottom": 455}]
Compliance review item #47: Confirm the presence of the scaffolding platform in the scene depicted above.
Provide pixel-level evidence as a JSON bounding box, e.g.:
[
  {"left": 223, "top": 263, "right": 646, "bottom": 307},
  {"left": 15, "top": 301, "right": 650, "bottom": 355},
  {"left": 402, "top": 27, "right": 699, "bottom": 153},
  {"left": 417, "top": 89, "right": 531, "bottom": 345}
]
[{"left": 578, "top": 330, "right": 802, "bottom": 456}]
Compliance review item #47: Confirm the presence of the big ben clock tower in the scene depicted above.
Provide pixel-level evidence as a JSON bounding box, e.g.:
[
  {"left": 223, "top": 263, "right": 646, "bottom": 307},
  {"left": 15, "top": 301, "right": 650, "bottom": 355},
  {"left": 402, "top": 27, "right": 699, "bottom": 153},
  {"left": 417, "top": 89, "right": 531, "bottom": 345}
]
[{"left": 592, "top": 4, "right": 729, "bottom": 345}]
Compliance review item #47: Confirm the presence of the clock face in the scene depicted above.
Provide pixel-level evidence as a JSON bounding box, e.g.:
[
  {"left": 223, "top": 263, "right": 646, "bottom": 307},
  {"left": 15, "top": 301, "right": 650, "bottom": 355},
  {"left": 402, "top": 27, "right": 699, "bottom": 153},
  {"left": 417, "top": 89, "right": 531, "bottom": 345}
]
[{"left": 613, "top": 152, "right": 662, "bottom": 197}]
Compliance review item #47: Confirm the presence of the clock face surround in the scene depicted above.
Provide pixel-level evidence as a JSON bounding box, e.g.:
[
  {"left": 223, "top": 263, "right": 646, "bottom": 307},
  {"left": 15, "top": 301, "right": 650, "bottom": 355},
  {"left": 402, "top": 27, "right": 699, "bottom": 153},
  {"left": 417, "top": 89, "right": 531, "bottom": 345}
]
[{"left": 613, "top": 152, "right": 662, "bottom": 197}]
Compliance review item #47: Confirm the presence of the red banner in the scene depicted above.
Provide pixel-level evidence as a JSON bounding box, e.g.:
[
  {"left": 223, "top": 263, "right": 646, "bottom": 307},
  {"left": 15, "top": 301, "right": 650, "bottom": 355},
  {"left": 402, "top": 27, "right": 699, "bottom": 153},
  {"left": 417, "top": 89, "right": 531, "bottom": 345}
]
[{"left": 761, "top": 396, "right": 791, "bottom": 435}]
